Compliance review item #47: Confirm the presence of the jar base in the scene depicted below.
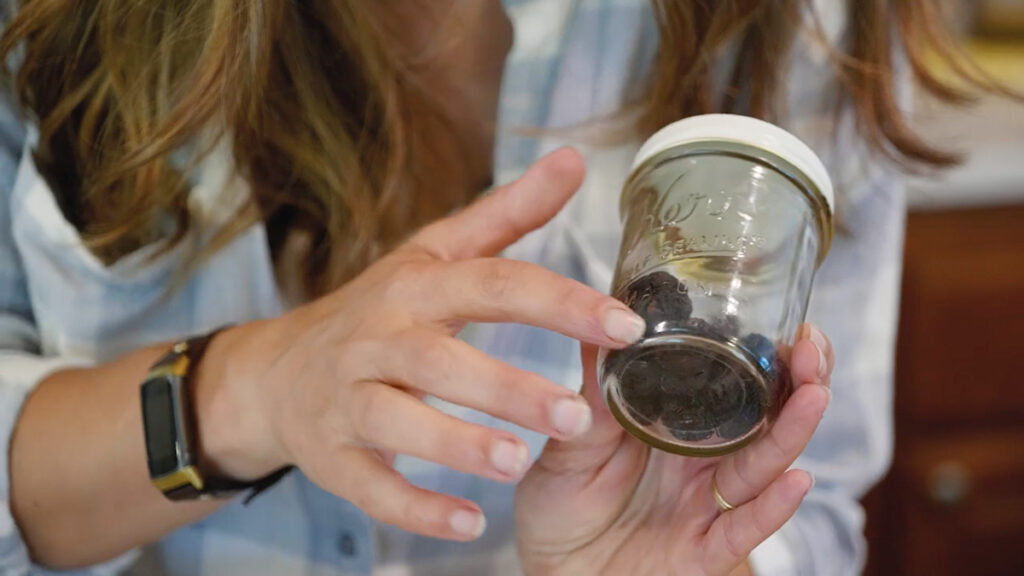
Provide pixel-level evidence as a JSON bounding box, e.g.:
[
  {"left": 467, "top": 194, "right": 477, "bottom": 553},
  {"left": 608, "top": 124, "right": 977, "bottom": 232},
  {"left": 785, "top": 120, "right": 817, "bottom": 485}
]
[{"left": 600, "top": 333, "right": 774, "bottom": 457}]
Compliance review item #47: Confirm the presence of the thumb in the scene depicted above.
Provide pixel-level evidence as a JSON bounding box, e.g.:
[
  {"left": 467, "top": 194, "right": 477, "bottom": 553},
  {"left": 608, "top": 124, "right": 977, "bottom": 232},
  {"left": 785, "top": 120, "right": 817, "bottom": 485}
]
[{"left": 409, "top": 147, "right": 585, "bottom": 261}]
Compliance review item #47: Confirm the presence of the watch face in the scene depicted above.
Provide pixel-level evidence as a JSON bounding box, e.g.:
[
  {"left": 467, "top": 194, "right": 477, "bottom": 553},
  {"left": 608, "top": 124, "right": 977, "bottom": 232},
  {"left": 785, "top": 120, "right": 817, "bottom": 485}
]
[{"left": 142, "top": 376, "right": 182, "bottom": 477}]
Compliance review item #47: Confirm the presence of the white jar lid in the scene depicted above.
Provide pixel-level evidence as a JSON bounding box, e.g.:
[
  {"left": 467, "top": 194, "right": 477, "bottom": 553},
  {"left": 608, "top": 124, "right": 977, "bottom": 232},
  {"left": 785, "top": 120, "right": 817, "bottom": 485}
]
[{"left": 631, "top": 114, "right": 835, "bottom": 215}]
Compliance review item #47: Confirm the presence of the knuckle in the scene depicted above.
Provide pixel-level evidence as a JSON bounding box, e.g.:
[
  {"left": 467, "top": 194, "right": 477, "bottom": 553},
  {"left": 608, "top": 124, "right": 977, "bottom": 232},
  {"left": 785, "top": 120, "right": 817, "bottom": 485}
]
[
  {"left": 335, "top": 340, "right": 372, "bottom": 379},
  {"left": 555, "top": 280, "right": 592, "bottom": 314},
  {"left": 432, "top": 418, "right": 482, "bottom": 469},
  {"left": 722, "top": 515, "right": 747, "bottom": 559},
  {"left": 399, "top": 332, "right": 457, "bottom": 384},
  {"left": 365, "top": 490, "right": 410, "bottom": 527},
  {"left": 750, "top": 499, "right": 775, "bottom": 535},
  {"left": 482, "top": 371, "right": 519, "bottom": 414},
  {"left": 475, "top": 260, "right": 515, "bottom": 301},
  {"left": 398, "top": 494, "right": 435, "bottom": 530},
  {"left": 350, "top": 385, "right": 391, "bottom": 442},
  {"left": 473, "top": 357, "right": 534, "bottom": 412},
  {"left": 425, "top": 419, "right": 488, "bottom": 473},
  {"left": 410, "top": 331, "right": 454, "bottom": 365},
  {"left": 384, "top": 261, "right": 431, "bottom": 303},
  {"left": 497, "top": 371, "right": 551, "bottom": 422},
  {"left": 730, "top": 454, "right": 758, "bottom": 494},
  {"left": 557, "top": 278, "right": 598, "bottom": 317},
  {"left": 764, "top": 427, "right": 794, "bottom": 461},
  {"left": 347, "top": 485, "right": 375, "bottom": 514}
]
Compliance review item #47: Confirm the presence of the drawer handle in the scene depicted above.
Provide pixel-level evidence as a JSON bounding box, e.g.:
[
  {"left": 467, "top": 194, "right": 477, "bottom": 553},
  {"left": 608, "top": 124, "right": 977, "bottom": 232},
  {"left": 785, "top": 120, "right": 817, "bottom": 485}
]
[{"left": 927, "top": 461, "right": 972, "bottom": 506}]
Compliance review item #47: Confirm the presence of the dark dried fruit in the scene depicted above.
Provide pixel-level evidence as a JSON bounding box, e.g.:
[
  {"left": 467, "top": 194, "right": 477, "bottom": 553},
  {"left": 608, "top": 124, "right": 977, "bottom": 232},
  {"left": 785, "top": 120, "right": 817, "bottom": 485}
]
[
  {"left": 625, "top": 402, "right": 658, "bottom": 427},
  {"left": 618, "top": 361, "right": 662, "bottom": 426},
  {"left": 710, "top": 314, "right": 741, "bottom": 338},
  {"left": 685, "top": 317, "right": 713, "bottom": 335},
  {"left": 620, "top": 271, "right": 693, "bottom": 334},
  {"left": 641, "top": 347, "right": 744, "bottom": 442},
  {"left": 662, "top": 391, "right": 714, "bottom": 441},
  {"left": 715, "top": 379, "right": 765, "bottom": 440},
  {"left": 668, "top": 422, "right": 715, "bottom": 442},
  {"left": 740, "top": 333, "right": 776, "bottom": 372}
]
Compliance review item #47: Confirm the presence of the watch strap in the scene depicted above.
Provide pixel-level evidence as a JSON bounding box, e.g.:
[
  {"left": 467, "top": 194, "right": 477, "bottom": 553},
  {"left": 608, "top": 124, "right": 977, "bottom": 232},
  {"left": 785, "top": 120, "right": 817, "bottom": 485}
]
[
  {"left": 147, "top": 328, "right": 292, "bottom": 503},
  {"left": 163, "top": 465, "right": 294, "bottom": 502}
]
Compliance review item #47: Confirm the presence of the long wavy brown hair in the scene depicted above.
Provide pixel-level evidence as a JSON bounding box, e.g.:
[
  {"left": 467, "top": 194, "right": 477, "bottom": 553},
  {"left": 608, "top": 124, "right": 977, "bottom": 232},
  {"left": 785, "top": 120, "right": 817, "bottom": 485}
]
[{"left": 0, "top": 0, "right": 1007, "bottom": 296}]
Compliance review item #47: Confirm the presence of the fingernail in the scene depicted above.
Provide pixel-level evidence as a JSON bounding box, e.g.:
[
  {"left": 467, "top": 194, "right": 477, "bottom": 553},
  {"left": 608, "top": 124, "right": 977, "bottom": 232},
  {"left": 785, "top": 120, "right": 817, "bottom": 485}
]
[
  {"left": 808, "top": 472, "right": 816, "bottom": 490},
  {"left": 549, "top": 397, "right": 592, "bottom": 438},
  {"left": 490, "top": 439, "right": 528, "bottom": 478},
  {"left": 807, "top": 326, "right": 829, "bottom": 378},
  {"left": 449, "top": 509, "right": 486, "bottom": 539},
  {"left": 821, "top": 384, "right": 833, "bottom": 408},
  {"left": 601, "top": 307, "right": 646, "bottom": 344}
]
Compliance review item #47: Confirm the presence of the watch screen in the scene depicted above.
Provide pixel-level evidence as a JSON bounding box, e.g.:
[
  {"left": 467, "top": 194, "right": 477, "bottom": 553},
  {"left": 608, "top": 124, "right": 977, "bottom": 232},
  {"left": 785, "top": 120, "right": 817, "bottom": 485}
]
[{"left": 142, "top": 378, "right": 180, "bottom": 476}]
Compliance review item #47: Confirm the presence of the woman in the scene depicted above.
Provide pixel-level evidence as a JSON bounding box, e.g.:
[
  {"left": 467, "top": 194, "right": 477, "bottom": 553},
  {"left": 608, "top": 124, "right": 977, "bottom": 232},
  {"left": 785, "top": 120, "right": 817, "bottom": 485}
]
[{"left": 0, "top": 0, "right": 994, "bottom": 574}]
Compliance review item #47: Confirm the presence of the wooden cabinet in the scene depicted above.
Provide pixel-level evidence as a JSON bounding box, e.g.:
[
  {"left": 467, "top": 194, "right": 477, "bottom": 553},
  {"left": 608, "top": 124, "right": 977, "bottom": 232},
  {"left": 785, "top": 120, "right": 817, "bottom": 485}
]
[{"left": 864, "top": 205, "right": 1024, "bottom": 575}]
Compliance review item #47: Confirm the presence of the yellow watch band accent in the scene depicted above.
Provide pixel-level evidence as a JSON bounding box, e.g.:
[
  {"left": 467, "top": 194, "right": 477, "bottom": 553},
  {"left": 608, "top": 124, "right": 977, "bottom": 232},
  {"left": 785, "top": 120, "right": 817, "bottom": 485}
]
[
  {"left": 148, "top": 354, "right": 191, "bottom": 380},
  {"left": 151, "top": 465, "right": 205, "bottom": 493}
]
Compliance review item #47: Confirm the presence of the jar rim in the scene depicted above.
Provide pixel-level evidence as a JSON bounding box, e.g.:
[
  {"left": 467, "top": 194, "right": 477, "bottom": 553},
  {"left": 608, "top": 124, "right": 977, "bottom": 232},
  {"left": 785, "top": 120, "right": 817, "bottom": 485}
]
[{"left": 632, "top": 114, "right": 835, "bottom": 216}]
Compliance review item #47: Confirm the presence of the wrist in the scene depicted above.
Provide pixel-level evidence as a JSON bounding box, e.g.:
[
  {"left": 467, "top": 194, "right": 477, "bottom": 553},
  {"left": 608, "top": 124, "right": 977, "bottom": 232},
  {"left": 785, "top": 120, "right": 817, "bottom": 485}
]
[{"left": 193, "top": 321, "right": 289, "bottom": 480}]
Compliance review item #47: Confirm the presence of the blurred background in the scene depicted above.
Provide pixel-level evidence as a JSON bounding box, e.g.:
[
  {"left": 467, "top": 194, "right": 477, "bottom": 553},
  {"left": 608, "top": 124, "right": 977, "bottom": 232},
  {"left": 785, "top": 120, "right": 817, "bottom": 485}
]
[{"left": 862, "top": 1, "right": 1024, "bottom": 574}]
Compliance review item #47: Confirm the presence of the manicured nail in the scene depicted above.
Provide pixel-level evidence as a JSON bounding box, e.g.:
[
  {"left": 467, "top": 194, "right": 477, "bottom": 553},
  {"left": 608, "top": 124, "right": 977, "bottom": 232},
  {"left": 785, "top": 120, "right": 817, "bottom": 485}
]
[
  {"left": 449, "top": 509, "right": 486, "bottom": 539},
  {"left": 601, "top": 307, "right": 646, "bottom": 344},
  {"left": 490, "top": 439, "right": 528, "bottom": 478},
  {"left": 549, "top": 397, "right": 592, "bottom": 438},
  {"left": 807, "top": 325, "right": 829, "bottom": 378}
]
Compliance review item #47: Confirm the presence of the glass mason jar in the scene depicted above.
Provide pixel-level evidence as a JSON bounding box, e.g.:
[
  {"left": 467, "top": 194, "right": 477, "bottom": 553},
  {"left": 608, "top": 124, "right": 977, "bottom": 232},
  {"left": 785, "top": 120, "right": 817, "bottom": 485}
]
[{"left": 598, "top": 114, "right": 834, "bottom": 457}]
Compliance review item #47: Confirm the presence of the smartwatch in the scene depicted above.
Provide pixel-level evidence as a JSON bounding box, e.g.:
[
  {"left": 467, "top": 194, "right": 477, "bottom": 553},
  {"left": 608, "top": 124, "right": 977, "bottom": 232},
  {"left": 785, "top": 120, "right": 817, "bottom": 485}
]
[{"left": 140, "top": 330, "right": 290, "bottom": 501}]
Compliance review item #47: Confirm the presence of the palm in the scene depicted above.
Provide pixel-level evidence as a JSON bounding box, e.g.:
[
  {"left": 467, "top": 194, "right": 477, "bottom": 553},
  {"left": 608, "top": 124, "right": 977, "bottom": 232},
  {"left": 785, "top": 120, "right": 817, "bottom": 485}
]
[
  {"left": 519, "top": 438, "right": 723, "bottom": 574},
  {"left": 515, "top": 336, "right": 832, "bottom": 576}
]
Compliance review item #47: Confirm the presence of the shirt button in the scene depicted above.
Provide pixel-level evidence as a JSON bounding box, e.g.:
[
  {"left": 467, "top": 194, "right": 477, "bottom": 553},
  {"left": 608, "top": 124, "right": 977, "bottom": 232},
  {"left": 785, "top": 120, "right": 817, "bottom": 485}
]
[{"left": 337, "top": 531, "right": 358, "bottom": 558}]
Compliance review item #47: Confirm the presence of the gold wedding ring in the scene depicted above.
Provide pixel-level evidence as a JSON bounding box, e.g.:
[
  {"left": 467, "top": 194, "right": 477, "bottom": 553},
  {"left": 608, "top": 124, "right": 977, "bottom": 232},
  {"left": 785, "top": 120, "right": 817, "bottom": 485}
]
[{"left": 711, "top": 474, "right": 736, "bottom": 512}]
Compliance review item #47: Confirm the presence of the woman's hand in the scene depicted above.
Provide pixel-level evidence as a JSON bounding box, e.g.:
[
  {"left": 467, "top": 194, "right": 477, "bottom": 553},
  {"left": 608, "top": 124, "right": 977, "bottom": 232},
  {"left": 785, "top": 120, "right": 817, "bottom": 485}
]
[
  {"left": 515, "top": 326, "right": 834, "bottom": 576},
  {"left": 199, "top": 149, "right": 647, "bottom": 541}
]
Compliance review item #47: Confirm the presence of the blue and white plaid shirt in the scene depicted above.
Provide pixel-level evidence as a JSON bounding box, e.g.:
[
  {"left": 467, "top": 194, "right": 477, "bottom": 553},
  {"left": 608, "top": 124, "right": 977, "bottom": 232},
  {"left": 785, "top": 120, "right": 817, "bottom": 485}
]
[{"left": 0, "top": 1, "right": 902, "bottom": 574}]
